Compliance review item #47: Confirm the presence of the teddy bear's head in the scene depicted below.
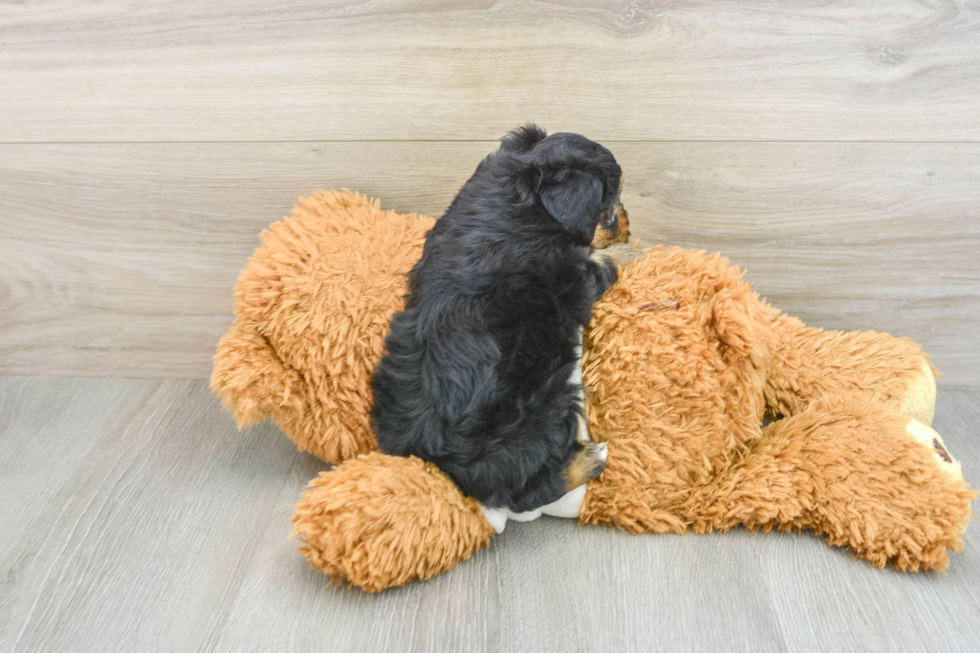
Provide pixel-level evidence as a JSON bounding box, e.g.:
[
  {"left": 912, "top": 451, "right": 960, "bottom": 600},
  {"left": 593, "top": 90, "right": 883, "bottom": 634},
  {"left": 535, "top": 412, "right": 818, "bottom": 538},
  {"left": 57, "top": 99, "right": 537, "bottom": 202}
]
[{"left": 212, "top": 191, "right": 433, "bottom": 463}]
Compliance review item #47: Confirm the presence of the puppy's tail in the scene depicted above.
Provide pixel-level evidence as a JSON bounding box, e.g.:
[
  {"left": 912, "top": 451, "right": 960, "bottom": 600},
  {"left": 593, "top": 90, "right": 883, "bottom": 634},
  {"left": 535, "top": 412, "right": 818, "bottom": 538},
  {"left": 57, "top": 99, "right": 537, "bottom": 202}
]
[{"left": 500, "top": 124, "right": 547, "bottom": 153}]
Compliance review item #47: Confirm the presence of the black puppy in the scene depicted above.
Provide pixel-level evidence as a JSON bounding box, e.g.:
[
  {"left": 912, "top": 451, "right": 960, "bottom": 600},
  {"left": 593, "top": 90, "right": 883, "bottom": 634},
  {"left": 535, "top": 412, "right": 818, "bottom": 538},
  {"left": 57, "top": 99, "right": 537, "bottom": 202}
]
[{"left": 371, "top": 125, "right": 622, "bottom": 515}]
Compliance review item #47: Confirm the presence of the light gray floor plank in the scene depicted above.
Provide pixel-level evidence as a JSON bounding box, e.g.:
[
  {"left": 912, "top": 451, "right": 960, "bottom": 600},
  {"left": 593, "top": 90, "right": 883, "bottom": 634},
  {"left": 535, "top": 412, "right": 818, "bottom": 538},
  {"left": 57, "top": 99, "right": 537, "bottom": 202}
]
[
  {"left": 2, "top": 1, "right": 980, "bottom": 142},
  {"left": 0, "top": 378, "right": 162, "bottom": 650},
  {"left": 0, "top": 378, "right": 315, "bottom": 653},
  {"left": 2, "top": 142, "right": 978, "bottom": 383},
  {"left": 1, "top": 378, "right": 978, "bottom": 652}
]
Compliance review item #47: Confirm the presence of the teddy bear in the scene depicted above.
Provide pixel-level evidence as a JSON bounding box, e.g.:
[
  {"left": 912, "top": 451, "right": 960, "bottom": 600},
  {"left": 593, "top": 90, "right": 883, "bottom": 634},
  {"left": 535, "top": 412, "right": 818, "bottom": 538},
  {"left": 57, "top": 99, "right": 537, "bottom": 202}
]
[{"left": 211, "top": 189, "right": 973, "bottom": 592}]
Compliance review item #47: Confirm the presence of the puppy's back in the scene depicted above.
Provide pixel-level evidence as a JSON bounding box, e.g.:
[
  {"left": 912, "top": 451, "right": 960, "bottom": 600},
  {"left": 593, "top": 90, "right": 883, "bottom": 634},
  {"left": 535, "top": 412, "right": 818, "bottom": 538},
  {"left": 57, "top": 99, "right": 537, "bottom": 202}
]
[{"left": 372, "top": 127, "right": 621, "bottom": 512}]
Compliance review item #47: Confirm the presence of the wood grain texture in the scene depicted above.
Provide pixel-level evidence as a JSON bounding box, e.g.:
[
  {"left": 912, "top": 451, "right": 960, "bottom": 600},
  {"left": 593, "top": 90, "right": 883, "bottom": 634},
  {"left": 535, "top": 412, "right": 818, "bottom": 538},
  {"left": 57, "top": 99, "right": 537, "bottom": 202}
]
[
  {"left": 1, "top": 142, "right": 977, "bottom": 382},
  {"left": 1, "top": 378, "right": 978, "bottom": 652},
  {"left": 0, "top": 378, "right": 162, "bottom": 652},
  {"left": 0, "top": 378, "right": 322, "bottom": 653},
  {"left": 2, "top": 1, "right": 980, "bottom": 142}
]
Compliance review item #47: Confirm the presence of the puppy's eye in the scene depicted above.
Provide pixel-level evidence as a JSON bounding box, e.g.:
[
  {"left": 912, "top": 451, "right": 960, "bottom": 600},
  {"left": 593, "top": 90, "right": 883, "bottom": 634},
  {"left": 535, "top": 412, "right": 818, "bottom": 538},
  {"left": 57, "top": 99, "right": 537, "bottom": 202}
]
[{"left": 600, "top": 211, "right": 617, "bottom": 228}]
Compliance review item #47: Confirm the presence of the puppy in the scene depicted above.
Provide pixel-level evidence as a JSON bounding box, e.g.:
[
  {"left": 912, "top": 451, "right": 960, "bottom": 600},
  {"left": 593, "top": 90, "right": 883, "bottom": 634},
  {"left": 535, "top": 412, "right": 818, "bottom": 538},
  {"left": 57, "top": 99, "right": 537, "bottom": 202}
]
[{"left": 371, "top": 125, "right": 624, "bottom": 519}]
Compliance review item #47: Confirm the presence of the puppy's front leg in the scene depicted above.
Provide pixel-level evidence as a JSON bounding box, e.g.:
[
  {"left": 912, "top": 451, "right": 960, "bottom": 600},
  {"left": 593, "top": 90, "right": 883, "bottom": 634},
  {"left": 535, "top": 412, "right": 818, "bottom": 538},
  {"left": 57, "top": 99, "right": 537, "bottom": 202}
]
[{"left": 586, "top": 250, "right": 619, "bottom": 302}]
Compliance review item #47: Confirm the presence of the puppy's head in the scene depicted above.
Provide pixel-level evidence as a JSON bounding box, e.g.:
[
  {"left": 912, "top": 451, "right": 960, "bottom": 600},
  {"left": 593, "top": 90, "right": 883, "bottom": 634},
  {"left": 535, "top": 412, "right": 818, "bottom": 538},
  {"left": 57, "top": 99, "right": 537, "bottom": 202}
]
[{"left": 501, "top": 125, "right": 627, "bottom": 246}]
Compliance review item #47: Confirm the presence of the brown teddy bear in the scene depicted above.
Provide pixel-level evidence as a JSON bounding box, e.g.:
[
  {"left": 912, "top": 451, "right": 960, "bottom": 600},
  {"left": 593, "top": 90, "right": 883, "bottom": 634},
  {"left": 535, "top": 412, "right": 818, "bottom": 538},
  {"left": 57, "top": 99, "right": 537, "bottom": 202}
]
[{"left": 211, "top": 190, "right": 973, "bottom": 592}]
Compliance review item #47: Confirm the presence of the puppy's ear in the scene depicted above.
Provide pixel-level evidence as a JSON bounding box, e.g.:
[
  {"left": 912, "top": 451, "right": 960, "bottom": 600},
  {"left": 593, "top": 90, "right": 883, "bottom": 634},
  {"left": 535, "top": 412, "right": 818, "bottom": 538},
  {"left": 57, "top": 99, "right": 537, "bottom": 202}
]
[
  {"left": 540, "top": 170, "right": 603, "bottom": 243},
  {"left": 500, "top": 124, "right": 547, "bottom": 154}
]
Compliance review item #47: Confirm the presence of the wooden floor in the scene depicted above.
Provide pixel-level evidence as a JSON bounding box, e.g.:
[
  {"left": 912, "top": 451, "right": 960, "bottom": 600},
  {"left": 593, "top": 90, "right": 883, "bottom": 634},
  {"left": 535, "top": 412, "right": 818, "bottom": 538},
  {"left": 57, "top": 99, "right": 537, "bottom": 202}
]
[
  {"left": 2, "top": 1, "right": 979, "bottom": 651},
  {"left": 1, "top": 377, "right": 978, "bottom": 653}
]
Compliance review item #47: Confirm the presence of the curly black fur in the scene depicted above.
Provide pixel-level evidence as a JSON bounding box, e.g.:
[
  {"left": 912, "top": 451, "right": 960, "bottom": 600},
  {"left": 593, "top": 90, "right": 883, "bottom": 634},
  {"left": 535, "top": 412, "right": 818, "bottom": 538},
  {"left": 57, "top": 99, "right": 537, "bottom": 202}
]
[{"left": 370, "top": 125, "right": 621, "bottom": 512}]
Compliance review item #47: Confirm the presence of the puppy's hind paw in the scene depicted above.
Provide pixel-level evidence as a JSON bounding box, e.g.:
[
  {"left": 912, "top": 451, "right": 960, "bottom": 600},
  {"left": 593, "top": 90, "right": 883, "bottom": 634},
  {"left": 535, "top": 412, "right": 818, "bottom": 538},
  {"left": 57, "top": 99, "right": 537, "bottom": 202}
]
[
  {"left": 564, "top": 441, "right": 607, "bottom": 492},
  {"left": 589, "top": 250, "right": 619, "bottom": 289}
]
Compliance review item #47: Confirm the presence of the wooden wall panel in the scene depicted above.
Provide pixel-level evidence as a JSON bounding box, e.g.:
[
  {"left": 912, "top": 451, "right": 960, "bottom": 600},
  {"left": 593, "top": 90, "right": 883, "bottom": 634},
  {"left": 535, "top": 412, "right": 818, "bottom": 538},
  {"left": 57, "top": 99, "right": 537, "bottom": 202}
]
[
  {"left": 2, "top": 141, "right": 977, "bottom": 382},
  {"left": 2, "top": 1, "right": 979, "bottom": 142}
]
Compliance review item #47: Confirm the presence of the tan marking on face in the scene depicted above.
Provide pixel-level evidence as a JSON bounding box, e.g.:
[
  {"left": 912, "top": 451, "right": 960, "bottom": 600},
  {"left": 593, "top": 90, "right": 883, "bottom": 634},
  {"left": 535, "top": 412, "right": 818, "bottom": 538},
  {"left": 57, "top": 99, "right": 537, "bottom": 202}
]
[
  {"left": 591, "top": 203, "right": 630, "bottom": 249},
  {"left": 591, "top": 174, "right": 630, "bottom": 249},
  {"left": 591, "top": 225, "right": 615, "bottom": 249},
  {"left": 612, "top": 202, "right": 630, "bottom": 243}
]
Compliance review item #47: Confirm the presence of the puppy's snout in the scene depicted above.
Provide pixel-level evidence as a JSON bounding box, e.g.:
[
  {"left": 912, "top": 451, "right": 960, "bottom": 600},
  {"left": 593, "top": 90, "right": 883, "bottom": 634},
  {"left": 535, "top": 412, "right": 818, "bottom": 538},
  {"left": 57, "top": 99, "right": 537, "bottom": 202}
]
[
  {"left": 590, "top": 203, "right": 630, "bottom": 249},
  {"left": 564, "top": 441, "right": 608, "bottom": 492},
  {"left": 613, "top": 203, "right": 630, "bottom": 242}
]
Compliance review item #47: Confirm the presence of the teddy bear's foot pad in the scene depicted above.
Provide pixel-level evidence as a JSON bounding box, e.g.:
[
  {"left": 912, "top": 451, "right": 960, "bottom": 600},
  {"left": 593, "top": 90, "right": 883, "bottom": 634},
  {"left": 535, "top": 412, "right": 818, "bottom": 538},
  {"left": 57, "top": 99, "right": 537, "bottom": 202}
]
[{"left": 906, "top": 419, "right": 964, "bottom": 482}]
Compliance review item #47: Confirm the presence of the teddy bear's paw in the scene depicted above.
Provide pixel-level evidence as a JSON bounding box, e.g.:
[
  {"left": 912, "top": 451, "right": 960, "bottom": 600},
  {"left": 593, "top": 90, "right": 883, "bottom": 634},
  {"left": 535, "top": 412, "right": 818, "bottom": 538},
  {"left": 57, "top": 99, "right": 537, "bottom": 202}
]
[
  {"left": 906, "top": 419, "right": 963, "bottom": 483},
  {"left": 902, "top": 361, "right": 937, "bottom": 426},
  {"left": 292, "top": 453, "right": 495, "bottom": 592}
]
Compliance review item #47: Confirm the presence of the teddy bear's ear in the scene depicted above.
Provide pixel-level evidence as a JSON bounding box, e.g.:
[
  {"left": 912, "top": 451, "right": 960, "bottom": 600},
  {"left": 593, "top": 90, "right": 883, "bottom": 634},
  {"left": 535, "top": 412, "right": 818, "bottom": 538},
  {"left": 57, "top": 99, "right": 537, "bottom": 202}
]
[
  {"left": 709, "top": 286, "right": 774, "bottom": 370},
  {"left": 210, "top": 324, "right": 307, "bottom": 430}
]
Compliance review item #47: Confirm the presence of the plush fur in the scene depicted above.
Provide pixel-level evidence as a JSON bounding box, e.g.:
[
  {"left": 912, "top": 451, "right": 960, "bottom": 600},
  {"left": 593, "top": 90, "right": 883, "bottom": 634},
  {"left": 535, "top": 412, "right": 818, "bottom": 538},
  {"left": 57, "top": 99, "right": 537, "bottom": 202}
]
[
  {"left": 211, "top": 190, "right": 974, "bottom": 592},
  {"left": 292, "top": 452, "right": 495, "bottom": 593},
  {"left": 370, "top": 126, "right": 621, "bottom": 512},
  {"left": 210, "top": 191, "right": 432, "bottom": 464}
]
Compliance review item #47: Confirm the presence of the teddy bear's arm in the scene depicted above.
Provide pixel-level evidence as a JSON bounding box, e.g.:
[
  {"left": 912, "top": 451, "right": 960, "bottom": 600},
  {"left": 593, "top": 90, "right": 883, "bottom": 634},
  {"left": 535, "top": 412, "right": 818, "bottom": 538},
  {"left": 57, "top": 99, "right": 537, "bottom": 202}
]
[
  {"left": 686, "top": 396, "right": 973, "bottom": 571},
  {"left": 763, "top": 311, "right": 937, "bottom": 425}
]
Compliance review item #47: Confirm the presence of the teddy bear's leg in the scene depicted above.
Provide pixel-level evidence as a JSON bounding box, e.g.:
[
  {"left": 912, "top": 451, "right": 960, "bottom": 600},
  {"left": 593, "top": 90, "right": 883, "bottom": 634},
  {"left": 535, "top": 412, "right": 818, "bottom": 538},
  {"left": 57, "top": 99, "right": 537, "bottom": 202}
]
[
  {"left": 292, "top": 453, "right": 495, "bottom": 592},
  {"left": 687, "top": 396, "right": 974, "bottom": 571},
  {"left": 764, "top": 311, "right": 937, "bottom": 425}
]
